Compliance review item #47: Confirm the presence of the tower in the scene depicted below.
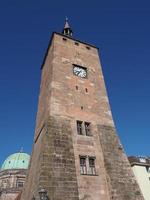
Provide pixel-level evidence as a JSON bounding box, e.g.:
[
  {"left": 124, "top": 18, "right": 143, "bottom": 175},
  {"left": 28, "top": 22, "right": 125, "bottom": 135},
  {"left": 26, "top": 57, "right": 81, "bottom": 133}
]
[{"left": 21, "top": 20, "right": 144, "bottom": 200}]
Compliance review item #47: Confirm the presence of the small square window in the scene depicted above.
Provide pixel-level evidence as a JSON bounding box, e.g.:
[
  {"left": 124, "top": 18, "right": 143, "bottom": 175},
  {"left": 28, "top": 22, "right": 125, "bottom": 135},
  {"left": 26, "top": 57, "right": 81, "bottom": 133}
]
[
  {"left": 16, "top": 181, "right": 24, "bottom": 188},
  {"left": 84, "top": 122, "right": 91, "bottom": 136},
  {"left": 86, "top": 46, "right": 91, "bottom": 50},
  {"left": 77, "top": 121, "right": 83, "bottom": 135},
  {"left": 62, "top": 37, "right": 67, "bottom": 41},
  {"left": 75, "top": 42, "right": 79, "bottom": 46},
  {"left": 80, "top": 157, "right": 87, "bottom": 175}
]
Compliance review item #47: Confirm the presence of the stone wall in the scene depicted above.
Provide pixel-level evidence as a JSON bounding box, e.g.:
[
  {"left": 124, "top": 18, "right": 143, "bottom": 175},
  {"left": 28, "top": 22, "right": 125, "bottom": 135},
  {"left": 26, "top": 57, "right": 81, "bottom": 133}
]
[
  {"left": 21, "top": 32, "right": 144, "bottom": 200},
  {"left": 98, "top": 125, "right": 144, "bottom": 200},
  {"left": 21, "top": 116, "right": 79, "bottom": 200},
  {"left": 0, "top": 193, "right": 18, "bottom": 200}
]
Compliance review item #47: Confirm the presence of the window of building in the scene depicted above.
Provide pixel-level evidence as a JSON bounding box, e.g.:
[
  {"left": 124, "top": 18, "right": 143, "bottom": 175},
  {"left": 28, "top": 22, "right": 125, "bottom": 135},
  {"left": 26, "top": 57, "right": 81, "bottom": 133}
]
[
  {"left": 76, "top": 121, "right": 92, "bottom": 136},
  {"left": 85, "top": 88, "right": 88, "bottom": 93},
  {"left": 77, "top": 121, "right": 83, "bottom": 135},
  {"left": 62, "top": 37, "right": 67, "bottom": 41},
  {"left": 16, "top": 181, "right": 24, "bottom": 188},
  {"left": 146, "top": 166, "right": 150, "bottom": 173},
  {"left": 81, "top": 106, "right": 83, "bottom": 110},
  {"left": 80, "top": 156, "right": 87, "bottom": 175},
  {"left": 89, "top": 157, "right": 96, "bottom": 175},
  {"left": 75, "top": 42, "right": 79, "bottom": 46},
  {"left": 79, "top": 156, "right": 96, "bottom": 175},
  {"left": 76, "top": 85, "right": 78, "bottom": 90},
  {"left": 84, "top": 122, "right": 91, "bottom": 136},
  {"left": 86, "top": 46, "right": 91, "bottom": 50}
]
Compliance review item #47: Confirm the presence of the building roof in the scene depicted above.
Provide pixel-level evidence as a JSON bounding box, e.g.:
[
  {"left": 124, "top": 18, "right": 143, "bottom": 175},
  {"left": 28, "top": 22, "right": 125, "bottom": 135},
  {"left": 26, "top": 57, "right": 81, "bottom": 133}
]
[
  {"left": 1, "top": 152, "right": 30, "bottom": 171},
  {"left": 128, "top": 156, "right": 150, "bottom": 167},
  {"left": 64, "top": 17, "right": 70, "bottom": 29},
  {"left": 62, "top": 17, "right": 73, "bottom": 37}
]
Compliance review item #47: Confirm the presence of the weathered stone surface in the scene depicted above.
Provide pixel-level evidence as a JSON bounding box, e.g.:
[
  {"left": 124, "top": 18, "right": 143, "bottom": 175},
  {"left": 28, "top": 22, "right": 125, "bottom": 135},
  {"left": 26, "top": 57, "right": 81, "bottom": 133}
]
[
  {"left": 21, "top": 32, "right": 144, "bottom": 200},
  {"left": 21, "top": 116, "right": 79, "bottom": 200},
  {"left": 98, "top": 125, "right": 143, "bottom": 200}
]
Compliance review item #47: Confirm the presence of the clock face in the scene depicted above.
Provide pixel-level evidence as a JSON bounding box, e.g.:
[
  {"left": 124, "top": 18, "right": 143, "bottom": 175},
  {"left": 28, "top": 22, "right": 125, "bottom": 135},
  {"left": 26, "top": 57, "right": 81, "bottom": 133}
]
[{"left": 73, "top": 66, "right": 87, "bottom": 78}]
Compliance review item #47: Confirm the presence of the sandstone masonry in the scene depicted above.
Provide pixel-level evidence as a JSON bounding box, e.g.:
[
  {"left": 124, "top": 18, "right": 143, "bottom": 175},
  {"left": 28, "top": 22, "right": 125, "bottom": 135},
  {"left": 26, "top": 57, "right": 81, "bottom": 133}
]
[{"left": 21, "top": 25, "right": 144, "bottom": 200}]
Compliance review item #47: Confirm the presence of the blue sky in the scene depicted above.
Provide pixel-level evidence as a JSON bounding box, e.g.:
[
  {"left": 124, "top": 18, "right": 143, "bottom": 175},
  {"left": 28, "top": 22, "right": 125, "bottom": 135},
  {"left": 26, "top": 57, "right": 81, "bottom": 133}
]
[{"left": 0, "top": 0, "right": 150, "bottom": 165}]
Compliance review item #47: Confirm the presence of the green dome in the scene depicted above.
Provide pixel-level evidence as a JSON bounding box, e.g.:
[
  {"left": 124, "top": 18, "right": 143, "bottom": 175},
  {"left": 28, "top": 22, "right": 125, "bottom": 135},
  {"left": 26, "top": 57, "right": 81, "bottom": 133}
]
[{"left": 1, "top": 152, "right": 30, "bottom": 170}]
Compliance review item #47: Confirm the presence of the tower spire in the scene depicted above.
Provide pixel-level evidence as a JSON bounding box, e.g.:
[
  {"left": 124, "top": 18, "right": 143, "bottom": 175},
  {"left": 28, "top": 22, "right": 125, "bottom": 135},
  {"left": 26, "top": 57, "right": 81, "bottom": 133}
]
[{"left": 62, "top": 17, "right": 73, "bottom": 37}]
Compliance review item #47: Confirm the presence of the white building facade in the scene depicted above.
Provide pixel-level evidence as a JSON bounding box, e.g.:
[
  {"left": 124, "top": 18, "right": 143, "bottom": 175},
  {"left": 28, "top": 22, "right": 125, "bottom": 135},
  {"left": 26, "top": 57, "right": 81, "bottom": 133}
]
[{"left": 129, "top": 156, "right": 150, "bottom": 200}]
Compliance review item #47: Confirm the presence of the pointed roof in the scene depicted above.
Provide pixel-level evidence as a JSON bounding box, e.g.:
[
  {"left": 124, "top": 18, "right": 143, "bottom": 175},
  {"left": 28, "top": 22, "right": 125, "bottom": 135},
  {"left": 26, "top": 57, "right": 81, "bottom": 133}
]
[
  {"left": 64, "top": 17, "right": 70, "bottom": 29},
  {"left": 62, "top": 17, "right": 73, "bottom": 37}
]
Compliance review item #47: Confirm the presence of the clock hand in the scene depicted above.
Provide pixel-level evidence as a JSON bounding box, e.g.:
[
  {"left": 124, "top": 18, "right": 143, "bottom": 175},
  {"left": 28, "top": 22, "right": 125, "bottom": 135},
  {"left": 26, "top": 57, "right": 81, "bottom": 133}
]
[
  {"left": 76, "top": 69, "right": 82, "bottom": 75},
  {"left": 76, "top": 71, "right": 80, "bottom": 75}
]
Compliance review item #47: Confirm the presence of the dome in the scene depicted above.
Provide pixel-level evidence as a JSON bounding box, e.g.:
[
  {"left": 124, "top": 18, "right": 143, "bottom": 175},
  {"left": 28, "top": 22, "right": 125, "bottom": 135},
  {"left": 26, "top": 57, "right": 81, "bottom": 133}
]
[{"left": 1, "top": 152, "right": 30, "bottom": 170}]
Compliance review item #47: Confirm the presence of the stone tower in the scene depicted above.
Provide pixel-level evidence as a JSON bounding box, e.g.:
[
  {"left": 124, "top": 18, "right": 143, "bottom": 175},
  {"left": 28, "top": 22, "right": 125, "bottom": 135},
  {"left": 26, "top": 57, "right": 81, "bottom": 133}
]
[{"left": 21, "top": 19, "right": 144, "bottom": 200}]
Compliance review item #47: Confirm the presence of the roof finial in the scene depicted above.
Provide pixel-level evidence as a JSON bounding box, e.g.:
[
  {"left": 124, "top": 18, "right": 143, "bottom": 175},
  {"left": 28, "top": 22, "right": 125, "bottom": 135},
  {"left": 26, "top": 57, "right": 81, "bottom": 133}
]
[{"left": 62, "top": 17, "right": 73, "bottom": 37}]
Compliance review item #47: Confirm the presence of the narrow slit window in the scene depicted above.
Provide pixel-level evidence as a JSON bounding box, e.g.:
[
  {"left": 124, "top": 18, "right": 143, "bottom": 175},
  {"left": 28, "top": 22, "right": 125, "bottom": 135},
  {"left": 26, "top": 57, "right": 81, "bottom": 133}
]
[{"left": 76, "top": 85, "right": 78, "bottom": 90}]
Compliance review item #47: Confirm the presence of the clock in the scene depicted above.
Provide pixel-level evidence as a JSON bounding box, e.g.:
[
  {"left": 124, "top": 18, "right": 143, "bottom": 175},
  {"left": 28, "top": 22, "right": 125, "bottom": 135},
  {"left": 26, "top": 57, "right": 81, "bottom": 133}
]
[{"left": 73, "top": 65, "right": 87, "bottom": 78}]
